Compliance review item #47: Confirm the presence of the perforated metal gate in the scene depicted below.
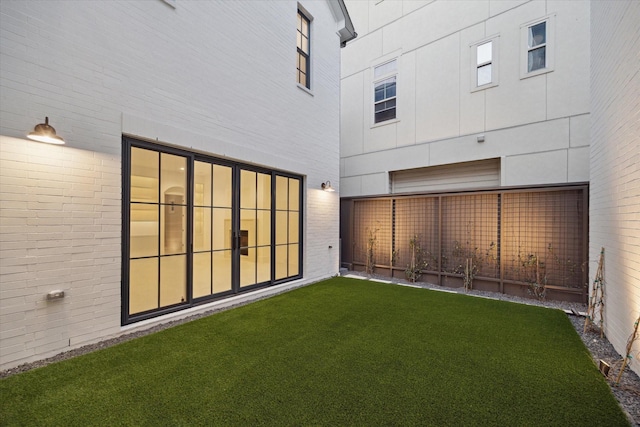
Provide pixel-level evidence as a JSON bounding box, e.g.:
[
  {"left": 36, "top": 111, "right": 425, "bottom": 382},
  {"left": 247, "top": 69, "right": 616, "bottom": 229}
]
[{"left": 341, "top": 185, "right": 588, "bottom": 302}]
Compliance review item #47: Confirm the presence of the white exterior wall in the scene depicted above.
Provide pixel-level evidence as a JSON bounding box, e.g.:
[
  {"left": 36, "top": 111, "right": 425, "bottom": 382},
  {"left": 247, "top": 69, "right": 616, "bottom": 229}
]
[
  {"left": 590, "top": 1, "right": 640, "bottom": 376},
  {"left": 340, "top": 0, "right": 590, "bottom": 196},
  {"left": 0, "top": 0, "right": 344, "bottom": 370}
]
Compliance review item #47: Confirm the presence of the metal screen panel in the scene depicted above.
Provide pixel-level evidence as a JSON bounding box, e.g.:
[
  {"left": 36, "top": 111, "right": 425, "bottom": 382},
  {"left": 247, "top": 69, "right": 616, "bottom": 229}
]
[
  {"left": 394, "top": 197, "right": 439, "bottom": 271},
  {"left": 344, "top": 185, "right": 586, "bottom": 298},
  {"left": 352, "top": 199, "right": 392, "bottom": 266},
  {"left": 502, "top": 190, "right": 584, "bottom": 288},
  {"left": 441, "top": 194, "right": 500, "bottom": 279}
]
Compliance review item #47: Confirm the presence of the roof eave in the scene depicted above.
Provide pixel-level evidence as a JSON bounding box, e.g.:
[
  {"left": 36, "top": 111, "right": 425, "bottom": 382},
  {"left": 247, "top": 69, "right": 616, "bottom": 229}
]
[{"left": 327, "top": 0, "right": 358, "bottom": 47}]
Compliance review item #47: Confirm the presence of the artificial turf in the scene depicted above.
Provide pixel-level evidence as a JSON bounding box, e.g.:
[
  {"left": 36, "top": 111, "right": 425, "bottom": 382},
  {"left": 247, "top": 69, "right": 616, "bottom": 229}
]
[{"left": 0, "top": 277, "right": 630, "bottom": 426}]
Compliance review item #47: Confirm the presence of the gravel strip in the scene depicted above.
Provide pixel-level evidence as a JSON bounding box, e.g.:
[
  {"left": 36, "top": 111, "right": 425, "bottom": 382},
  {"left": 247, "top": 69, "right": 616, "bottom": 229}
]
[{"left": 2, "top": 274, "right": 639, "bottom": 425}]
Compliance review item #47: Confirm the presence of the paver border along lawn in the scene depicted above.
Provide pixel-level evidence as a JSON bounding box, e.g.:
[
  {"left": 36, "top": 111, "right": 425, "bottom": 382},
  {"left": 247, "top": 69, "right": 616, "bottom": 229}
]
[{"left": 0, "top": 277, "right": 629, "bottom": 426}]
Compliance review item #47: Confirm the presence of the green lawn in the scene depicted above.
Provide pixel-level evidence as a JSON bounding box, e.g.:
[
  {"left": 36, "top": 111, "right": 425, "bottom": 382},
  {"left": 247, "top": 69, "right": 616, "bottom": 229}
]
[{"left": 0, "top": 277, "right": 629, "bottom": 426}]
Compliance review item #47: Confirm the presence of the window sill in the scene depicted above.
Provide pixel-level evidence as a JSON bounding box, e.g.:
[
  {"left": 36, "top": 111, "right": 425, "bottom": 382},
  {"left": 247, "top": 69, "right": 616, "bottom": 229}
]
[
  {"left": 520, "top": 67, "right": 554, "bottom": 80},
  {"left": 371, "top": 118, "right": 400, "bottom": 129},
  {"left": 471, "top": 82, "right": 498, "bottom": 93},
  {"left": 297, "top": 84, "right": 314, "bottom": 96}
]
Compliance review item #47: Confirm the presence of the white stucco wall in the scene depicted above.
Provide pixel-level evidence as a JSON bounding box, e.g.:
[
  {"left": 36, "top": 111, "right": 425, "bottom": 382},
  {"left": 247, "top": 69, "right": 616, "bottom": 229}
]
[
  {"left": 340, "top": 0, "right": 590, "bottom": 197},
  {"left": 590, "top": 0, "right": 640, "bottom": 376},
  {"left": 0, "top": 0, "right": 344, "bottom": 370}
]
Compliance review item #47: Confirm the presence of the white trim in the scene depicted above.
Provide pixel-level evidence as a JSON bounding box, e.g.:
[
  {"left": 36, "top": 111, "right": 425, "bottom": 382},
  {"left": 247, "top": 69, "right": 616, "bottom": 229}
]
[
  {"left": 372, "top": 57, "right": 399, "bottom": 126},
  {"left": 470, "top": 34, "right": 500, "bottom": 92},
  {"left": 297, "top": 83, "right": 314, "bottom": 96},
  {"left": 520, "top": 14, "right": 556, "bottom": 79},
  {"left": 371, "top": 117, "right": 400, "bottom": 129}
]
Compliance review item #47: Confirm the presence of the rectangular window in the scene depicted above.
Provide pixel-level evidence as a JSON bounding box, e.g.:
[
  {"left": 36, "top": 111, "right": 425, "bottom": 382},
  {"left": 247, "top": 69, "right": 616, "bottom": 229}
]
[
  {"left": 123, "top": 138, "right": 303, "bottom": 325},
  {"left": 471, "top": 36, "right": 499, "bottom": 91},
  {"left": 521, "top": 15, "right": 554, "bottom": 78},
  {"left": 527, "top": 21, "right": 546, "bottom": 72},
  {"left": 373, "top": 59, "right": 397, "bottom": 124},
  {"left": 476, "top": 41, "right": 492, "bottom": 86},
  {"left": 297, "top": 10, "right": 310, "bottom": 89},
  {"left": 129, "top": 147, "right": 188, "bottom": 315}
]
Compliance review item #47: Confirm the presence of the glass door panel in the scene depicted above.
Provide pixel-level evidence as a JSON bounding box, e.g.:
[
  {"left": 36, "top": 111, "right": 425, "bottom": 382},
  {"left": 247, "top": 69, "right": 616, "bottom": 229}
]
[
  {"left": 288, "top": 179, "right": 300, "bottom": 210},
  {"left": 130, "top": 204, "right": 158, "bottom": 258},
  {"left": 194, "top": 162, "right": 212, "bottom": 206},
  {"left": 274, "top": 176, "right": 301, "bottom": 281},
  {"left": 129, "top": 258, "right": 158, "bottom": 314},
  {"left": 240, "top": 248, "right": 256, "bottom": 287},
  {"left": 213, "top": 251, "right": 232, "bottom": 293},
  {"left": 288, "top": 244, "right": 300, "bottom": 276},
  {"left": 256, "top": 210, "right": 271, "bottom": 246},
  {"left": 275, "top": 176, "right": 288, "bottom": 210},
  {"left": 289, "top": 212, "right": 299, "bottom": 243},
  {"left": 126, "top": 138, "right": 303, "bottom": 324},
  {"left": 239, "top": 169, "right": 271, "bottom": 288},
  {"left": 131, "top": 148, "right": 159, "bottom": 203},
  {"left": 213, "top": 209, "right": 232, "bottom": 250},
  {"left": 193, "top": 161, "right": 233, "bottom": 298},
  {"left": 128, "top": 146, "right": 189, "bottom": 318},
  {"left": 212, "top": 165, "right": 232, "bottom": 294},
  {"left": 161, "top": 204, "right": 186, "bottom": 255},
  {"left": 275, "top": 245, "right": 287, "bottom": 280},
  {"left": 275, "top": 211, "right": 288, "bottom": 245},
  {"left": 160, "top": 255, "right": 186, "bottom": 306},
  {"left": 193, "top": 252, "right": 212, "bottom": 298},
  {"left": 257, "top": 173, "right": 271, "bottom": 209},
  {"left": 193, "top": 207, "right": 212, "bottom": 252},
  {"left": 213, "top": 165, "right": 232, "bottom": 208},
  {"left": 240, "top": 170, "right": 256, "bottom": 209},
  {"left": 257, "top": 247, "right": 271, "bottom": 283}
]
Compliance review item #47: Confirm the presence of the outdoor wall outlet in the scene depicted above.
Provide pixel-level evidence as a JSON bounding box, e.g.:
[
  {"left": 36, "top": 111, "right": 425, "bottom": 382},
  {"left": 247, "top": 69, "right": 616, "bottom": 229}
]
[{"left": 47, "top": 290, "right": 65, "bottom": 300}]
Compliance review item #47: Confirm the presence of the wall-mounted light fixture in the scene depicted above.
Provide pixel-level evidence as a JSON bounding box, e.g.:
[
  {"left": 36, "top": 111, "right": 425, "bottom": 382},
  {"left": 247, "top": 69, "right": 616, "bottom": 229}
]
[
  {"left": 46, "top": 290, "right": 65, "bottom": 300},
  {"left": 321, "top": 181, "right": 335, "bottom": 192},
  {"left": 28, "top": 117, "right": 65, "bottom": 145},
  {"left": 477, "top": 135, "right": 485, "bottom": 143}
]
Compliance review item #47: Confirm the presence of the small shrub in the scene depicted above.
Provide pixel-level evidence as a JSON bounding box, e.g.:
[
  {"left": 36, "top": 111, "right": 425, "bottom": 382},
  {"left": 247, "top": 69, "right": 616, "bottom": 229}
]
[{"left": 405, "top": 235, "right": 429, "bottom": 282}]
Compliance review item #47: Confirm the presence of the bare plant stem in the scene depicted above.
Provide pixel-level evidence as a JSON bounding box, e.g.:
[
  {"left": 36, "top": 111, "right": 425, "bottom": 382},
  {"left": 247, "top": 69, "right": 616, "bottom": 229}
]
[{"left": 615, "top": 314, "right": 640, "bottom": 386}]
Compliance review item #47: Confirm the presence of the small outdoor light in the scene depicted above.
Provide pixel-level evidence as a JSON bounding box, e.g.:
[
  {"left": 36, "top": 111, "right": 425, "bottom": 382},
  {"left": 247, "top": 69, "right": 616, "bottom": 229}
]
[
  {"left": 46, "top": 290, "right": 65, "bottom": 300},
  {"left": 477, "top": 134, "right": 485, "bottom": 143},
  {"left": 321, "top": 181, "right": 335, "bottom": 192},
  {"left": 28, "top": 117, "right": 65, "bottom": 145}
]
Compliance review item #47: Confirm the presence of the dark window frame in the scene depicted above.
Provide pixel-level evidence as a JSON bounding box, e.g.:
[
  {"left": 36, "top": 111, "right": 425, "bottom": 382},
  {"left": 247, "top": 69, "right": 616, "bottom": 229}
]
[
  {"left": 122, "top": 136, "right": 304, "bottom": 325},
  {"left": 297, "top": 9, "right": 311, "bottom": 89}
]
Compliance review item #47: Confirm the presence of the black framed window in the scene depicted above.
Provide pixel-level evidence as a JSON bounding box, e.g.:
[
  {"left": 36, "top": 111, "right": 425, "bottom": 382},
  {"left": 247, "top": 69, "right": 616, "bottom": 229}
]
[
  {"left": 297, "top": 10, "right": 311, "bottom": 88},
  {"left": 122, "top": 137, "right": 303, "bottom": 325}
]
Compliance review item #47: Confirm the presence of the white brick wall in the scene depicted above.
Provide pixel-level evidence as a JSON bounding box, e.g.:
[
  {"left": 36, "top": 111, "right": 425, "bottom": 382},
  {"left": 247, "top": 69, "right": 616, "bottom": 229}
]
[
  {"left": 590, "top": 1, "right": 640, "bottom": 376},
  {"left": 0, "top": 0, "right": 343, "bottom": 370},
  {"left": 340, "top": 0, "right": 591, "bottom": 197},
  {"left": 0, "top": 136, "right": 122, "bottom": 365}
]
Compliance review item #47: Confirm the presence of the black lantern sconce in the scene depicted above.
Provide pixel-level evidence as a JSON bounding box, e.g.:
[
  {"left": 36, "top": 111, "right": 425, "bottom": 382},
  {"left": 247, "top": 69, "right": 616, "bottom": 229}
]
[{"left": 321, "top": 181, "right": 335, "bottom": 192}]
